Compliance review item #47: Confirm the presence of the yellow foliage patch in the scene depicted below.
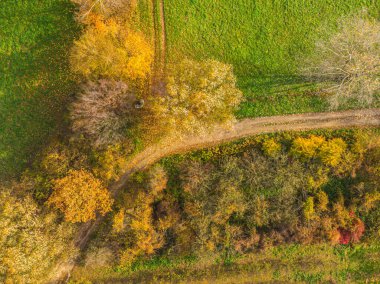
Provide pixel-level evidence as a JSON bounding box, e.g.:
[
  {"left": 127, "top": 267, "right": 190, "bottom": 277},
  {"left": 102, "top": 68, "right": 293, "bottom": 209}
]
[
  {"left": 318, "top": 138, "right": 347, "bottom": 167},
  {"left": 70, "top": 19, "right": 153, "bottom": 81},
  {"left": 291, "top": 135, "right": 325, "bottom": 159},
  {"left": 261, "top": 138, "right": 281, "bottom": 157},
  {"left": 48, "top": 169, "right": 113, "bottom": 223}
]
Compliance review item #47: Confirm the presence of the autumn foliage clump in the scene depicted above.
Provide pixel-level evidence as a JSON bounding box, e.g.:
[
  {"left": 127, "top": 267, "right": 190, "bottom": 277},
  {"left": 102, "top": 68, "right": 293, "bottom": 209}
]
[
  {"left": 149, "top": 59, "right": 243, "bottom": 135},
  {"left": 338, "top": 213, "right": 365, "bottom": 245},
  {"left": 70, "top": 19, "right": 153, "bottom": 81},
  {"left": 291, "top": 135, "right": 347, "bottom": 167},
  {"left": 48, "top": 169, "right": 113, "bottom": 223},
  {"left": 291, "top": 135, "right": 325, "bottom": 159},
  {"left": 0, "top": 190, "right": 77, "bottom": 283}
]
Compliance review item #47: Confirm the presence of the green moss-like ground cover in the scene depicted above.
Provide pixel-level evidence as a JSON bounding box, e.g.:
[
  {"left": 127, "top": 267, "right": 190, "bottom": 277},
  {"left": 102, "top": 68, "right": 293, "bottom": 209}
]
[
  {"left": 164, "top": 0, "right": 380, "bottom": 117},
  {"left": 0, "top": 0, "right": 80, "bottom": 177},
  {"left": 70, "top": 243, "right": 380, "bottom": 283}
]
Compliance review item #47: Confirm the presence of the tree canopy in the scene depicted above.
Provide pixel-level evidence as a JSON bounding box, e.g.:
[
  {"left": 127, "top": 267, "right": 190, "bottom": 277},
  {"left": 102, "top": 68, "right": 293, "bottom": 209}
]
[
  {"left": 48, "top": 169, "right": 113, "bottom": 223},
  {"left": 304, "top": 16, "right": 380, "bottom": 108},
  {"left": 0, "top": 190, "right": 76, "bottom": 283},
  {"left": 148, "top": 59, "right": 243, "bottom": 135},
  {"left": 70, "top": 19, "right": 153, "bottom": 81},
  {"left": 70, "top": 79, "right": 139, "bottom": 147}
]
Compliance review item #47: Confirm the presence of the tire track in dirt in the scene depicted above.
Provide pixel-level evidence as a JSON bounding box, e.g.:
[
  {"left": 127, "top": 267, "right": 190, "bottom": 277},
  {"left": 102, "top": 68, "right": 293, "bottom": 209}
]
[
  {"left": 113, "top": 108, "right": 380, "bottom": 188},
  {"left": 152, "top": 0, "right": 166, "bottom": 74}
]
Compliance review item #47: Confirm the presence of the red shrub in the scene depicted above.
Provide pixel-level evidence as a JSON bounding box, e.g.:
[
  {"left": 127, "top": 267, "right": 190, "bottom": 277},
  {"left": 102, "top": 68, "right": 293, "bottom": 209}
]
[{"left": 338, "top": 214, "right": 365, "bottom": 244}]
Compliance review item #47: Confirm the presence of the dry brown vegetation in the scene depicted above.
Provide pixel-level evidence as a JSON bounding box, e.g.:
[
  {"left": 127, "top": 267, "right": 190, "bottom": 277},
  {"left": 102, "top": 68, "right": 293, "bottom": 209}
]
[
  {"left": 70, "top": 79, "right": 140, "bottom": 147},
  {"left": 304, "top": 16, "right": 380, "bottom": 108},
  {"left": 71, "top": 0, "right": 137, "bottom": 21}
]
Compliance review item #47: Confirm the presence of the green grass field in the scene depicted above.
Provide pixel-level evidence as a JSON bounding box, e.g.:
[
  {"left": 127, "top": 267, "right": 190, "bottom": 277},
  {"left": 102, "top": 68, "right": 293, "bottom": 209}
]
[
  {"left": 164, "top": 0, "right": 380, "bottom": 117},
  {"left": 0, "top": 0, "right": 80, "bottom": 177},
  {"left": 132, "top": 0, "right": 155, "bottom": 43},
  {"left": 70, "top": 243, "right": 380, "bottom": 283}
]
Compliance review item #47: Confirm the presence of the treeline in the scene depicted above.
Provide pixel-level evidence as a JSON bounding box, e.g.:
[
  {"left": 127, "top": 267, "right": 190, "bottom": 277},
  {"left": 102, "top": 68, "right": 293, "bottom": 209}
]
[
  {"left": 0, "top": 1, "right": 244, "bottom": 282},
  {"left": 86, "top": 130, "right": 380, "bottom": 268}
]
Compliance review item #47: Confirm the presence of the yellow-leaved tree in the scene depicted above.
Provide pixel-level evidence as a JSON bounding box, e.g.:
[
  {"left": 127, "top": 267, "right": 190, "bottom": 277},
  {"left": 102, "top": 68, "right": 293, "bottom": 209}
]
[
  {"left": 147, "top": 59, "right": 243, "bottom": 136},
  {"left": 261, "top": 138, "right": 282, "bottom": 157},
  {"left": 290, "top": 135, "right": 325, "bottom": 160},
  {"left": 318, "top": 138, "right": 347, "bottom": 167},
  {"left": 0, "top": 189, "right": 77, "bottom": 283},
  {"left": 48, "top": 169, "right": 113, "bottom": 223},
  {"left": 70, "top": 19, "right": 153, "bottom": 81}
]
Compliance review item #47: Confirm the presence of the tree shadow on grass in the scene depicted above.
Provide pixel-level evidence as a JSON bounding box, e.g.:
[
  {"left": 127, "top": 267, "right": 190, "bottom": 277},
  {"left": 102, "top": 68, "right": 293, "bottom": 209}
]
[{"left": 0, "top": 0, "right": 81, "bottom": 178}]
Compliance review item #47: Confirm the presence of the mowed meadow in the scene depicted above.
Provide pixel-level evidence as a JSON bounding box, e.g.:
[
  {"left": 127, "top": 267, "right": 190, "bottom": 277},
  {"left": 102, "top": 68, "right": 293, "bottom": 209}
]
[
  {"left": 0, "top": 0, "right": 80, "bottom": 177},
  {"left": 164, "top": 0, "right": 380, "bottom": 117}
]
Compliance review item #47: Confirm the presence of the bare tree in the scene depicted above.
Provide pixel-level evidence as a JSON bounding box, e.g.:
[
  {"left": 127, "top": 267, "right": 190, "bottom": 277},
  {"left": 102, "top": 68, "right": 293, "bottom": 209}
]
[
  {"left": 71, "top": 0, "right": 136, "bottom": 20},
  {"left": 303, "top": 16, "right": 380, "bottom": 109},
  {"left": 70, "top": 79, "right": 139, "bottom": 147}
]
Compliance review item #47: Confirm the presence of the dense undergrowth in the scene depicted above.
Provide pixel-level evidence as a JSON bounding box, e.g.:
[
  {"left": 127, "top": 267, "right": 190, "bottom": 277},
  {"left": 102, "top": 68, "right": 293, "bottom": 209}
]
[
  {"left": 71, "top": 243, "right": 380, "bottom": 283},
  {"left": 70, "top": 129, "right": 380, "bottom": 283}
]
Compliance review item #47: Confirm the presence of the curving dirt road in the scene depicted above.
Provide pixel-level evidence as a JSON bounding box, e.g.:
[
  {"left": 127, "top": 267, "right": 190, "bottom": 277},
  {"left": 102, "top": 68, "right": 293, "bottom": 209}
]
[{"left": 113, "top": 108, "right": 380, "bottom": 187}]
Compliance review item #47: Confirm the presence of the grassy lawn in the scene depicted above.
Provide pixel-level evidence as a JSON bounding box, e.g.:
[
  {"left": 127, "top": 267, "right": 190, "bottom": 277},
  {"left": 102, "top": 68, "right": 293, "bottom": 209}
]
[
  {"left": 0, "top": 0, "right": 80, "bottom": 178},
  {"left": 70, "top": 243, "right": 380, "bottom": 283},
  {"left": 164, "top": 0, "right": 380, "bottom": 117},
  {"left": 132, "top": 0, "right": 155, "bottom": 44}
]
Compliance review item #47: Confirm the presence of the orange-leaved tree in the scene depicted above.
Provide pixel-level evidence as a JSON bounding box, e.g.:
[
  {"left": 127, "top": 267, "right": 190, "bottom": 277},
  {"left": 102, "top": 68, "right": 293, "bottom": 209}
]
[
  {"left": 48, "top": 169, "right": 113, "bottom": 223},
  {"left": 70, "top": 19, "right": 153, "bottom": 81}
]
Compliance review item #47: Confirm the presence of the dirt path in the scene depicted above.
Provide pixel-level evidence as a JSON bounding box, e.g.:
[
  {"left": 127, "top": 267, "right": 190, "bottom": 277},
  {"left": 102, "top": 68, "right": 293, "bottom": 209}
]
[
  {"left": 159, "top": 0, "right": 166, "bottom": 71},
  {"left": 113, "top": 108, "right": 380, "bottom": 187},
  {"left": 152, "top": 0, "right": 166, "bottom": 73}
]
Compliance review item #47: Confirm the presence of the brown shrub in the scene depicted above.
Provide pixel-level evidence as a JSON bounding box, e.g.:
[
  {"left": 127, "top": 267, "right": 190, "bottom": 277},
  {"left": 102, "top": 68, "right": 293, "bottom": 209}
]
[
  {"left": 303, "top": 16, "right": 380, "bottom": 108},
  {"left": 70, "top": 79, "right": 139, "bottom": 147}
]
